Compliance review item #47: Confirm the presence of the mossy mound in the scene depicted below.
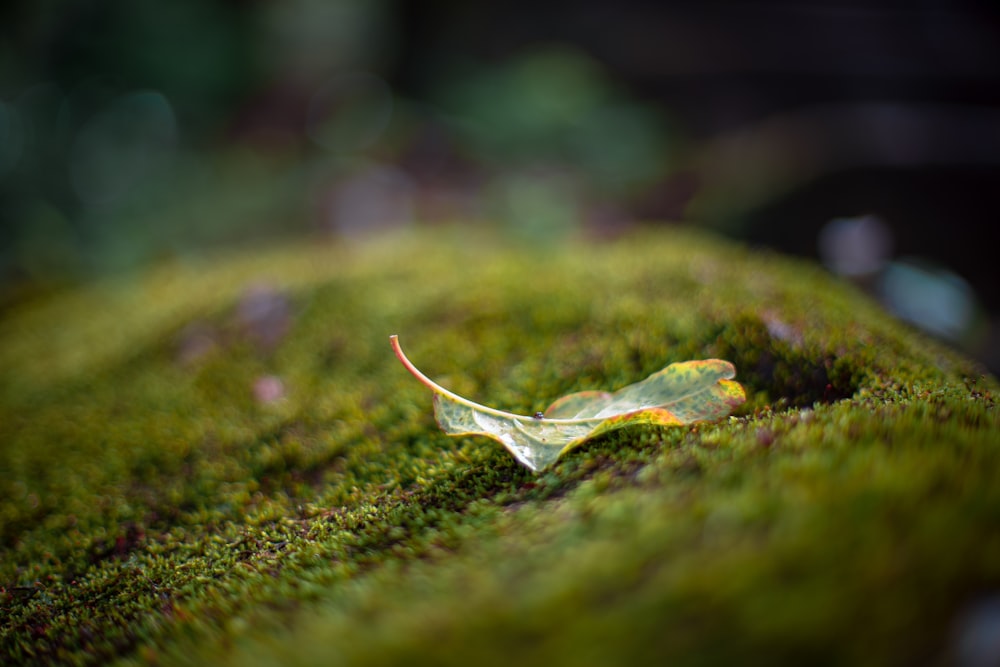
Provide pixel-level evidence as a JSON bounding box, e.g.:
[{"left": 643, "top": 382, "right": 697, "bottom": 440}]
[{"left": 1, "top": 226, "right": 997, "bottom": 666}]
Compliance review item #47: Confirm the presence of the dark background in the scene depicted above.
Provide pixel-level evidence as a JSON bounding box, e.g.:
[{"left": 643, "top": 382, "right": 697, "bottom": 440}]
[{"left": 2, "top": 0, "right": 998, "bottom": 367}]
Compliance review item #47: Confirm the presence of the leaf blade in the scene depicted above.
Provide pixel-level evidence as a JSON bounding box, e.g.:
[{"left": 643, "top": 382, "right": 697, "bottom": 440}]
[{"left": 391, "top": 335, "right": 745, "bottom": 472}]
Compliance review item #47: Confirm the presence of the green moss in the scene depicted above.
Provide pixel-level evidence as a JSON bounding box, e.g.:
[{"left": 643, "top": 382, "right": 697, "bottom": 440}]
[{"left": 1, "top": 226, "right": 997, "bottom": 666}]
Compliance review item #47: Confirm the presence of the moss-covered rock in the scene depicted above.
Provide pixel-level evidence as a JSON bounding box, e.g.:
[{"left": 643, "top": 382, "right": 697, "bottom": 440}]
[{"left": 1, "top": 226, "right": 997, "bottom": 666}]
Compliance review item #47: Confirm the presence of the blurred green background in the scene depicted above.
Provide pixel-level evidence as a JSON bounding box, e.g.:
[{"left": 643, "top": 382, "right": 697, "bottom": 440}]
[{"left": 2, "top": 0, "right": 999, "bottom": 369}]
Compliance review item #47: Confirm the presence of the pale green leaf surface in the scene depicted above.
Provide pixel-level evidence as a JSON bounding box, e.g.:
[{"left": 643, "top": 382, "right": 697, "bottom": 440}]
[{"left": 391, "top": 335, "right": 746, "bottom": 472}]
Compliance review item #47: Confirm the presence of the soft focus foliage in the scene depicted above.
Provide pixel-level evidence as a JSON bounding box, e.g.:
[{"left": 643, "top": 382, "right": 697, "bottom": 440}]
[{"left": 2, "top": 2, "right": 998, "bottom": 368}]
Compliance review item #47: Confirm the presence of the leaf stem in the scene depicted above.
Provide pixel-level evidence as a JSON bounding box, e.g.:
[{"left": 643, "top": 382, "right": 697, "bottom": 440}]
[{"left": 391, "top": 334, "right": 540, "bottom": 423}]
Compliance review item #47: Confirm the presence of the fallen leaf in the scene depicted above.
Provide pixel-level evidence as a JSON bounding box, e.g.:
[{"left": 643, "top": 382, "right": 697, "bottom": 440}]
[{"left": 391, "top": 335, "right": 746, "bottom": 472}]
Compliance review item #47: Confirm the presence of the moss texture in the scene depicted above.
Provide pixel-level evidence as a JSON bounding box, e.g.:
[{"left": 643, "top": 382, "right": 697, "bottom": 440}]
[{"left": 1, "top": 226, "right": 997, "bottom": 666}]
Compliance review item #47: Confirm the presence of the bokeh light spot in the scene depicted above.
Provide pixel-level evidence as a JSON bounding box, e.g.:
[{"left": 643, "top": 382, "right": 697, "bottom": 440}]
[
  {"left": 69, "top": 91, "right": 178, "bottom": 207},
  {"left": 325, "top": 164, "right": 414, "bottom": 238},
  {"left": 879, "top": 259, "right": 977, "bottom": 343},
  {"left": 818, "top": 214, "right": 893, "bottom": 277}
]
